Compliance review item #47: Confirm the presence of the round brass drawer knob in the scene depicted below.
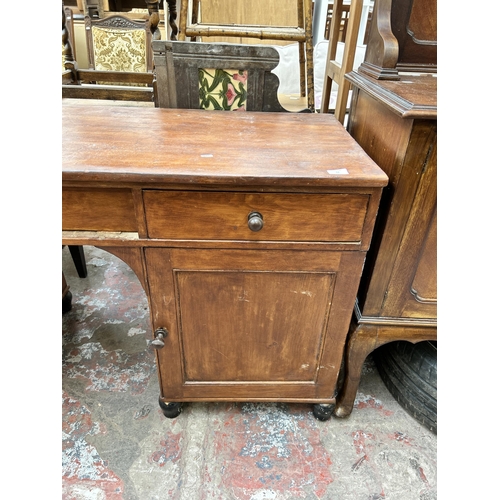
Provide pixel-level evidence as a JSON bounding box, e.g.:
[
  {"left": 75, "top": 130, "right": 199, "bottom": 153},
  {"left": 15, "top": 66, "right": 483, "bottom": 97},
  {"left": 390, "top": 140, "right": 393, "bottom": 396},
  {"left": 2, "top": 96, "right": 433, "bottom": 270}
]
[{"left": 248, "top": 211, "right": 264, "bottom": 232}]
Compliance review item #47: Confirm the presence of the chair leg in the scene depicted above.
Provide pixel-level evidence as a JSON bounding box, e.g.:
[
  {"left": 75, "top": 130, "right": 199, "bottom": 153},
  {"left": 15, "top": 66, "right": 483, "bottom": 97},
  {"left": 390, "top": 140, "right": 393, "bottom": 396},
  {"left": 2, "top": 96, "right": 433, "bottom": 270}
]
[{"left": 68, "top": 245, "right": 88, "bottom": 278}]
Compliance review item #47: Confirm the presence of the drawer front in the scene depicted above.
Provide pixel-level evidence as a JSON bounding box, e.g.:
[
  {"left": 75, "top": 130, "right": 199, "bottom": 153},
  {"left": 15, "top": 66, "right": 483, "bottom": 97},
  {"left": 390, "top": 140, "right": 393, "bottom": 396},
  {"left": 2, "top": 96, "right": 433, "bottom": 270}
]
[
  {"left": 63, "top": 188, "right": 137, "bottom": 232},
  {"left": 143, "top": 191, "right": 369, "bottom": 242}
]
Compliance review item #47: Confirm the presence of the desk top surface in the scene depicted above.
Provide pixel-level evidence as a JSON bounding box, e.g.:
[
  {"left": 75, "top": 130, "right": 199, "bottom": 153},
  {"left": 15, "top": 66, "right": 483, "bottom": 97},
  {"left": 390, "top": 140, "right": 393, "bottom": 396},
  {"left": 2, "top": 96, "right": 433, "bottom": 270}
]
[{"left": 62, "top": 104, "right": 388, "bottom": 189}]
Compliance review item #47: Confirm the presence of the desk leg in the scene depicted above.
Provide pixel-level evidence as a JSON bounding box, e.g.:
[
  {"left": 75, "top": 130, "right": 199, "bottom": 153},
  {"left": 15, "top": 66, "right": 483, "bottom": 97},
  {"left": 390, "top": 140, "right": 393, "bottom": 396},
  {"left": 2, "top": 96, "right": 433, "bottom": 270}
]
[
  {"left": 334, "top": 323, "right": 378, "bottom": 417},
  {"left": 62, "top": 272, "right": 72, "bottom": 313}
]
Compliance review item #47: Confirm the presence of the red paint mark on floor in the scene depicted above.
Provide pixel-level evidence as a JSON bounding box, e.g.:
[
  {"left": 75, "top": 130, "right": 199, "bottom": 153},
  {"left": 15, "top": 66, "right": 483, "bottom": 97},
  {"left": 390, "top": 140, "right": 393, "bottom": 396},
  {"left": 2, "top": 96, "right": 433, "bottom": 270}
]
[
  {"left": 354, "top": 394, "right": 393, "bottom": 416},
  {"left": 352, "top": 430, "right": 376, "bottom": 457},
  {"left": 391, "top": 431, "right": 414, "bottom": 446},
  {"left": 209, "top": 403, "right": 333, "bottom": 498},
  {"left": 62, "top": 391, "right": 125, "bottom": 499},
  {"left": 409, "top": 457, "right": 430, "bottom": 486},
  {"left": 418, "top": 465, "right": 429, "bottom": 484}
]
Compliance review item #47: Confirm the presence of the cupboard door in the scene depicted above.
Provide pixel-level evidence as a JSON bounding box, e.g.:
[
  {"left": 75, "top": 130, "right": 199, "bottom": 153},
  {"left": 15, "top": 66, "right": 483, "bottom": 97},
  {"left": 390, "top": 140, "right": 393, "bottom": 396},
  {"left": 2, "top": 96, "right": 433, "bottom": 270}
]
[{"left": 145, "top": 248, "right": 365, "bottom": 402}]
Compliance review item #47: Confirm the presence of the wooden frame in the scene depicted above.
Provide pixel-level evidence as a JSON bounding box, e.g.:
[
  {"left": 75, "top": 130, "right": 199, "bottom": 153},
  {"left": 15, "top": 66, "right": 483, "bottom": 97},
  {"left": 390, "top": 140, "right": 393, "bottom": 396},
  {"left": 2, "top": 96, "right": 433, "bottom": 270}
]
[
  {"left": 62, "top": 2, "right": 79, "bottom": 85},
  {"left": 320, "top": 0, "right": 363, "bottom": 124}
]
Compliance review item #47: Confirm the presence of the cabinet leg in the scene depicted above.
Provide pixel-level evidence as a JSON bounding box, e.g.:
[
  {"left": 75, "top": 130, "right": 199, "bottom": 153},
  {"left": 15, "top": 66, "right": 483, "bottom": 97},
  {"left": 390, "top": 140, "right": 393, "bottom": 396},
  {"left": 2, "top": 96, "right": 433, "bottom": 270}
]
[
  {"left": 334, "top": 323, "right": 377, "bottom": 418},
  {"left": 158, "top": 397, "right": 183, "bottom": 418},
  {"left": 334, "top": 321, "right": 438, "bottom": 418}
]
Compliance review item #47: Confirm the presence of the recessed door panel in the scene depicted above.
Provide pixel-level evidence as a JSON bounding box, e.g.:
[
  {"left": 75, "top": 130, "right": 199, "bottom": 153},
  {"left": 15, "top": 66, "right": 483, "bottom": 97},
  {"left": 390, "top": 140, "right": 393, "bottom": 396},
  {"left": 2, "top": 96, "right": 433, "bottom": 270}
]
[{"left": 176, "top": 269, "right": 334, "bottom": 382}]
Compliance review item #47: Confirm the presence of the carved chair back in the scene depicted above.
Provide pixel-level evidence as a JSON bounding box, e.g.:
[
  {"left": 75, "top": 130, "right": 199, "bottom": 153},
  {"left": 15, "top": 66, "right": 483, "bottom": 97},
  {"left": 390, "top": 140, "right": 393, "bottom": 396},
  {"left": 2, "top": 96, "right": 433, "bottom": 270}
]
[
  {"left": 85, "top": 14, "right": 154, "bottom": 74},
  {"left": 152, "top": 40, "right": 310, "bottom": 112},
  {"left": 62, "top": 6, "right": 160, "bottom": 103},
  {"left": 178, "top": 0, "right": 315, "bottom": 110}
]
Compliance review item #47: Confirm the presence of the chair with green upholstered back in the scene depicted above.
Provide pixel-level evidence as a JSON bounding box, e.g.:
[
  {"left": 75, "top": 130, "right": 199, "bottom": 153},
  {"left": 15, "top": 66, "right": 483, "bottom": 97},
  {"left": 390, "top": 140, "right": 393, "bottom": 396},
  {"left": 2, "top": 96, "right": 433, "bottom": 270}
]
[{"left": 152, "top": 40, "right": 311, "bottom": 112}]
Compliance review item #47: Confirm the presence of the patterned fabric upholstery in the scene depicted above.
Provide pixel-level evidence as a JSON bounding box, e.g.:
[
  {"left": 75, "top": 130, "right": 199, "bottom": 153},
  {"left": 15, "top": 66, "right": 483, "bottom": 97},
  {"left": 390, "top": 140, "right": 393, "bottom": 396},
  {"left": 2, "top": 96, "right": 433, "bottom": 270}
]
[
  {"left": 199, "top": 69, "right": 248, "bottom": 111},
  {"left": 92, "top": 26, "right": 147, "bottom": 73}
]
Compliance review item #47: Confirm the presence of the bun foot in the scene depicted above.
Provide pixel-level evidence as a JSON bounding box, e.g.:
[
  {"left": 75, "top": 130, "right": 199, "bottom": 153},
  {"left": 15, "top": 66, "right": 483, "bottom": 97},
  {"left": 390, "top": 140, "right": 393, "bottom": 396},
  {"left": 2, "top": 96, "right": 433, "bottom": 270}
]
[
  {"left": 159, "top": 398, "right": 183, "bottom": 418},
  {"left": 312, "top": 403, "right": 335, "bottom": 421}
]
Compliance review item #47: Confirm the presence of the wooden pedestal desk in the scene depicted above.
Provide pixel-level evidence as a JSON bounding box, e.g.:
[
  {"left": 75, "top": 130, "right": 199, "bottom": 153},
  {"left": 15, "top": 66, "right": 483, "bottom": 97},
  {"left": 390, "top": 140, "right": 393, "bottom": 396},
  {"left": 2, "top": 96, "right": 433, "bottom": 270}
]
[{"left": 62, "top": 104, "right": 387, "bottom": 420}]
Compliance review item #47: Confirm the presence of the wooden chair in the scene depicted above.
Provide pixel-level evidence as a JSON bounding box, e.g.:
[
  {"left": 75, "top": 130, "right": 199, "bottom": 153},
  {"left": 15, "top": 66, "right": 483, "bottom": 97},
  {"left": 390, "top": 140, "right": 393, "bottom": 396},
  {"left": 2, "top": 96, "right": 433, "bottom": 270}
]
[
  {"left": 62, "top": 3, "right": 88, "bottom": 279},
  {"left": 320, "top": 0, "right": 363, "bottom": 124},
  {"left": 177, "top": 0, "right": 315, "bottom": 111},
  {"left": 85, "top": 14, "right": 156, "bottom": 72},
  {"left": 62, "top": 3, "right": 78, "bottom": 83},
  {"left": 62, "top": 2, "right": 160, "bottom": 102},
  {"left": 62, "top": 4, "right": 76, "bottom": 70},
  {"left": 152, "top": 40, "right": 311, "bottom": 112},
  {"left": 323, "top": 2, "right": 351, "bottom": 41}
]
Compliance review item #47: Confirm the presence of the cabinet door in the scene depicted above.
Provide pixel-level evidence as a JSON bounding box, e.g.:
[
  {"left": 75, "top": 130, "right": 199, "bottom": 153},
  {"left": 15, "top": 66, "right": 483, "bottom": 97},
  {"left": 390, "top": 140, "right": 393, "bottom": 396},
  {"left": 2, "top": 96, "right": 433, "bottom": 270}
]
[{"left": 145, "top": 248, "right": 365, "bottom": 402}]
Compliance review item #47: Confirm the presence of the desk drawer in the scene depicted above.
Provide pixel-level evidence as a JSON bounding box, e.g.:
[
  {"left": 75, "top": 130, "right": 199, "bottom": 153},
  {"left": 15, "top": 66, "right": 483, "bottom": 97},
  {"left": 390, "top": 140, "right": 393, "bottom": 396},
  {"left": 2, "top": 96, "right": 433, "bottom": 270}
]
[
  {"left": 63, "top": 188, "right": 137, "bottom": 232},
  {"left": 143, "top": 191, "right": 369, "bottom": 242}
]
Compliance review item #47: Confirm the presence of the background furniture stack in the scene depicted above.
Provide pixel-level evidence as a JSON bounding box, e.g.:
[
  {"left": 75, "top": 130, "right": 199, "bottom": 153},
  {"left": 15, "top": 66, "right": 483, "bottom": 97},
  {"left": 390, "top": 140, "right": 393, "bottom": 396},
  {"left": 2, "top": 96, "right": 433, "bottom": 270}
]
[{"left": 334, "top": 0, "right": 437, "bottom": 418}]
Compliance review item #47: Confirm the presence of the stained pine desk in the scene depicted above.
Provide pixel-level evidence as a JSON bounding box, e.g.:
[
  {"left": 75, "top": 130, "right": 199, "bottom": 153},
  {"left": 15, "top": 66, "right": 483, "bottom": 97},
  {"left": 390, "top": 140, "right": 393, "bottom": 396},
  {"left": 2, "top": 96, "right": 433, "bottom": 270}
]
[{"left": 62, "top": 104, "right": 387, "bottom": 420}]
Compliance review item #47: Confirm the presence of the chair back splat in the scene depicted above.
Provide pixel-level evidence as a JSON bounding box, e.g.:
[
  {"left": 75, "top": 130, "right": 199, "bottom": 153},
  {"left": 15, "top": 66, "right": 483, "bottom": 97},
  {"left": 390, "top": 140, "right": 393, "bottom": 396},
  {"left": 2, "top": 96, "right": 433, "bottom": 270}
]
[
  {"left": 177, "top": 0, "right": 315, "bottom": 111},
  {"left": 153, "top": 40, "right": 312, "bottom": 113}
]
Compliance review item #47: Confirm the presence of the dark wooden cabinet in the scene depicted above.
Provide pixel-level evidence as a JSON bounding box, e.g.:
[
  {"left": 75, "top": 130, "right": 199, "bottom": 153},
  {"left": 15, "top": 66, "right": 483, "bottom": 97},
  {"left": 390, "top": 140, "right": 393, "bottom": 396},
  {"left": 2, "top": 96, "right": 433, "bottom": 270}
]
[
  {"left": 331, "top": 0, "right": 438, "bottom": 418},
  {"left": 334, "top": 71, "right": 437, "bottom": 417}
]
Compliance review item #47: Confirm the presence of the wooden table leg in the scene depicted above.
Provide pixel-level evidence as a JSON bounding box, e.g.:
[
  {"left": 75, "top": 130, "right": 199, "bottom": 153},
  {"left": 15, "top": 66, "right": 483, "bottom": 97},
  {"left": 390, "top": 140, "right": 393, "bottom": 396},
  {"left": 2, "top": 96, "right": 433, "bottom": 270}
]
[{"left": 334, "top": 322, "right": 378, "bottom": 417}]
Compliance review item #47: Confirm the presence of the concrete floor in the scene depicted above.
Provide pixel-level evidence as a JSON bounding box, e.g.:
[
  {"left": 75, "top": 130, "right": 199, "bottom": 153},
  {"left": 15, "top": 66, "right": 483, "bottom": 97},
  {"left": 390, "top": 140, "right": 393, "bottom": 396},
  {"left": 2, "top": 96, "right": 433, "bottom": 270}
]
[{"left": 62, "top": 245, "right": 437, "bottom": 500}]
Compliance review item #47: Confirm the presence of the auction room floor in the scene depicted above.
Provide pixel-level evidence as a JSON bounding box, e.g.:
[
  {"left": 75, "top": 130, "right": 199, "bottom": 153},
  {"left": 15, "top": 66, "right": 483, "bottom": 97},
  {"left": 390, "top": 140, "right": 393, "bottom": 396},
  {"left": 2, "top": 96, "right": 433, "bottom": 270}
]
[{"left": 62, "top": 245, "right": 437, "bottom": 500}]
